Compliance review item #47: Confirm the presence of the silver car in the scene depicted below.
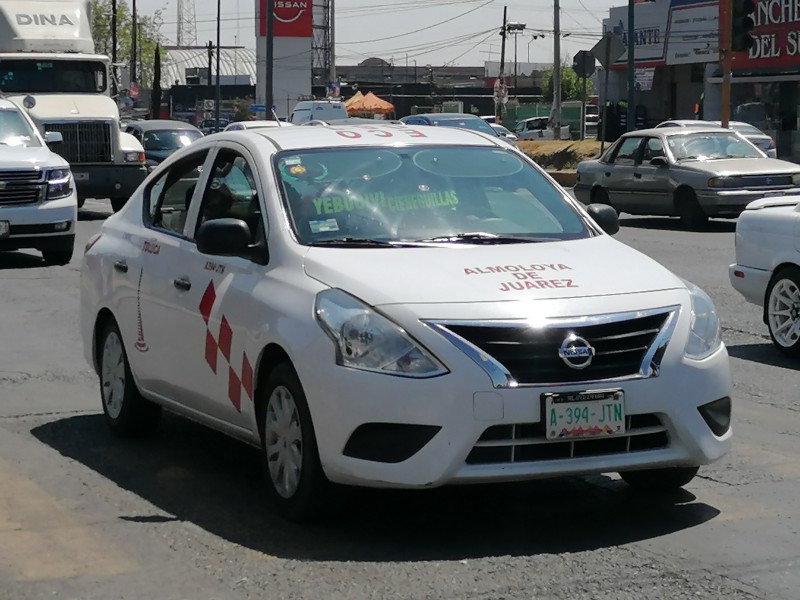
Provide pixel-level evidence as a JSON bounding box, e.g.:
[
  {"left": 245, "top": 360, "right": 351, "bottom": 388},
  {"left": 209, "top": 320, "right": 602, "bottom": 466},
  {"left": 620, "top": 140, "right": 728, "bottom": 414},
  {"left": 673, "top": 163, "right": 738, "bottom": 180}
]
[
  {"left": 656, "top": 119, "right": 777, "bottom": 158},
  {"left": 574, "top": 128, "right": 800, "bottom": 229}
]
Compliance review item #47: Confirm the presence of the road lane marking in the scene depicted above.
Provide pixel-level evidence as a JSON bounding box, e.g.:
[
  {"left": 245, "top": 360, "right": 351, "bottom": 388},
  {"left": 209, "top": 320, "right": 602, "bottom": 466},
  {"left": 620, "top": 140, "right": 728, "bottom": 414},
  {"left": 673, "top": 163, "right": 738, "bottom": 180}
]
[{"left": 0, "top": 457, "right": 137, "bottom": 581}]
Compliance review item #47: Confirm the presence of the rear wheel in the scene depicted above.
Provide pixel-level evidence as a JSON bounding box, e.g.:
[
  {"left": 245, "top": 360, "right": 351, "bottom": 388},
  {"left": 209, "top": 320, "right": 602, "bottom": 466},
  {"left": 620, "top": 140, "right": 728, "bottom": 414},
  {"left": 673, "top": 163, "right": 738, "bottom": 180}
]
[
  {"left": 591, "top": 187, "right": 619, "bottom": 215},
  {"left": 77, "top": 197, "right": 86, "bottom": 209},
  {"left": 765, "top": 266, "right": 800, "bottom": 355},
  {"left": 675, "top": 188, "right": 707, "bottom": 230},
  {"left": 620, "top": 466, "right": 699, "bottom": 492},
  {"left": 98, "top": 320, "right": 161, "bottom": 437},
  {"left": 258, "top": 363, "right": 331, "bottom": 521},
  {"left": 42, "top": 248, "right": 73, "bottom": 266},
  {"left": 110, "top": 197, "right": 127, "bottom": 213}
]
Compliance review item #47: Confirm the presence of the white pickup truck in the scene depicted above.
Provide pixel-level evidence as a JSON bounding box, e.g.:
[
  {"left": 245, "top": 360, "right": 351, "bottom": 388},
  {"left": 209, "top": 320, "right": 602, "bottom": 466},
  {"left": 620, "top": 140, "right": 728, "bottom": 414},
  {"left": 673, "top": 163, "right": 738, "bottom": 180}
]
[{"left": 514, "top": 116, "right": 571, "bottom": 141}]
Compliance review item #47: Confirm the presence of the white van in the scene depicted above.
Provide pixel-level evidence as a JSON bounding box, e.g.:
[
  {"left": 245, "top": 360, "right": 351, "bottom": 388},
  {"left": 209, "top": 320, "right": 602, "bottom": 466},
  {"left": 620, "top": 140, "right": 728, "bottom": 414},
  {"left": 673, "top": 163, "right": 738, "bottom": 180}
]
[{"left": 290, "top": 100, "right": 347, "bottom": 125}]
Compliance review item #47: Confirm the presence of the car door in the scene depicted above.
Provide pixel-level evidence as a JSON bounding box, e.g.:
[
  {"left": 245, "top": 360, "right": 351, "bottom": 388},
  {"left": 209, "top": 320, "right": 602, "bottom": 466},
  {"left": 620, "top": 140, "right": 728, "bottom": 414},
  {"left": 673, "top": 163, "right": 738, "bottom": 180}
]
[
  {"left": 629, "top": 136, "right": 673, "bottom": 215},
  {"left": 605, "top": 136, "right": 643, "bottom": 210},
  {"left": 135, "top": 147, "right": 214, "bottom": 401},
  {"left": 171, "top": 143, "right": 269, "bottom": 430}
]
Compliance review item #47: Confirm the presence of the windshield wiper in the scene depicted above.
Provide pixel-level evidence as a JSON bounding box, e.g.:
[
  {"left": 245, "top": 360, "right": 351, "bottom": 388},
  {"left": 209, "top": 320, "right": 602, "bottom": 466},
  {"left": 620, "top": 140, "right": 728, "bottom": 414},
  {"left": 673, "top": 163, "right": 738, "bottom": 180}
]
[
  {"left": 415, "top": 232, "right": 547, "bottom": 244},
  {"left": 309, "top": 237, "right": 424, "bottom": 248}
]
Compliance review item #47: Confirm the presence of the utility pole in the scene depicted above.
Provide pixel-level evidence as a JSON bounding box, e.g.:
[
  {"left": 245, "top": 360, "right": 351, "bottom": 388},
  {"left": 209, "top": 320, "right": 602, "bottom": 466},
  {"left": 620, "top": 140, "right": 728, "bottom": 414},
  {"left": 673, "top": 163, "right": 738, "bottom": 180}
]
[
  {"left": 329, "top": 0, "right": 336, "bottom": 91},
  {"left": 627, "top": 0, "right": 635, "bottom": 131},
  {"left": 495, "top": 6, "right": 507, "bottom": 122},
  {"left": 266, "top": 0, "right": 275, "bottom": 116},
  {"left": 720, "top": 0, "right": 732, "bottom": 128},
  {"left": 130, "top": 0, "right": 137, "bottom": 84},
  {"left": 207, "top": 40, "right": 214, "bottom": 104},
  {"left": 111, "top": 0, "right": 117, "bottom": 65},
  {"left": 215, "top": 0, "right": 221, "bottom": 132},
  {"left": 553, "top": 0, "right": 561, "bottom": 140}
]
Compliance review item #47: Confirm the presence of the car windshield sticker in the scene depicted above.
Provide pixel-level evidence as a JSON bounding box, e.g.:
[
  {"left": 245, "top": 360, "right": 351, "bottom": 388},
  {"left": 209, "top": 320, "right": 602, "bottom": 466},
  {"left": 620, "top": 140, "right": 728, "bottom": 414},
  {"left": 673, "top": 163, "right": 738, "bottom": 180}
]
[
  {"left": 464, "top": 263, "right": 578, "bottom": 292},
  {"left": 309, "top": 191, "right": 459, "bottom": 216},
  {"left": 309, "top": 218, "right": 340, "bottom": 233}
]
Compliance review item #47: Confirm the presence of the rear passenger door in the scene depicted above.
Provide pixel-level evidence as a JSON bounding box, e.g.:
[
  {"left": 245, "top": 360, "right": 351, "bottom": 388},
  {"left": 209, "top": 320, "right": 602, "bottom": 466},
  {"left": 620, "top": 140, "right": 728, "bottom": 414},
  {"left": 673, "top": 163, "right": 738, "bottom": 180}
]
[
  {"left": 630, "top": 136, "right": 673, "bottom": 215},
  {"left": 605, "top": 136, "right": 643, "bottom": 211}
]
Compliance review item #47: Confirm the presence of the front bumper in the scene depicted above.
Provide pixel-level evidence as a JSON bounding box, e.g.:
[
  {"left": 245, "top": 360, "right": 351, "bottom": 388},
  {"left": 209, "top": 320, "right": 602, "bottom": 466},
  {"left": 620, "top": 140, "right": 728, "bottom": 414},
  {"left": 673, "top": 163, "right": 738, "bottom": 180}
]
[
  {"left": 697, "top": 187, "right": 800, "bottom": 217},
  {"left": 71, "top": 164, "right": 147, "bottom": 200},
  {"left": 0, "top": 193, "right": 77, "bottom": 251},
  {"left": 297, "top": 291, "right": 733, "bottom": 489},
  {"left": 729, "top": 263, "right": 771, "bottom": 307}
]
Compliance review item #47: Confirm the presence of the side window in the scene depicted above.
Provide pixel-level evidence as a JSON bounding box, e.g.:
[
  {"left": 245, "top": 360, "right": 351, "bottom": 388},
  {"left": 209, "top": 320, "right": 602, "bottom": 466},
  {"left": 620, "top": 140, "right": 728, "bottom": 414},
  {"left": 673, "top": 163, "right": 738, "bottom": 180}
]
[
  {"left": 642, "top": 137, "right": 666, "bottom": 162},
  {"left": 610, "top": 137, "right": 642, "bottom": 165},
  {"left": 195, "top": 149, "right": 262, "bottom": 240},
  {"left": 145, "top": 150, "right": 209, "bottom": 235}
]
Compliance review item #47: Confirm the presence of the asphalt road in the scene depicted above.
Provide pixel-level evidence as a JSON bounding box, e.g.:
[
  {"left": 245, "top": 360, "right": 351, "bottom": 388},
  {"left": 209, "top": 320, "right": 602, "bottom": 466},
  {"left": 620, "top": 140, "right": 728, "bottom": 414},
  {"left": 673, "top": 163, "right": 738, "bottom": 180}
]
[{"left": 1, "top": 201, "right": 799, "bottom": 600}]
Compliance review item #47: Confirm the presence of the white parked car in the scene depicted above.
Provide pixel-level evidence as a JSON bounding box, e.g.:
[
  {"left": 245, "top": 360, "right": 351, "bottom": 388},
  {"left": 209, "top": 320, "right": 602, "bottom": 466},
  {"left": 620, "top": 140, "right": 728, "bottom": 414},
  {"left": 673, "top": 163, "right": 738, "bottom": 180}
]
[
  {"left": 0, "top": 98, "right": 77, "bottom": 265},
  {"left": 81, "top": 124, "right": 732, "bottom": 521},
  {"left": 729, "top": 196, "right": 800, "bottom": 354},
  {"left": 656, "top": 119, "right": 777, "bottom": 158}
]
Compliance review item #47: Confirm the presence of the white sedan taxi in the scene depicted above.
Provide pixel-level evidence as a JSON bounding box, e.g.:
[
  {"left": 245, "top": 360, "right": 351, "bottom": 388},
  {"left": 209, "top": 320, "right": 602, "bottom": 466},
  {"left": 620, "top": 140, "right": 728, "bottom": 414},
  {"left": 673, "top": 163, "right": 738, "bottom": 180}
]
[{"left": 81, "top": 124, "right": 732, "bottom": 520}]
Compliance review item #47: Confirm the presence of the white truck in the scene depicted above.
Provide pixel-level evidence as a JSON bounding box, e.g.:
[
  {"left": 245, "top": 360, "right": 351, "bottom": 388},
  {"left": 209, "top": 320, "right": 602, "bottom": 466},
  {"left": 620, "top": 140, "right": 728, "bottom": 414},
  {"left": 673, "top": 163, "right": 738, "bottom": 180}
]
[{"left": 0, "top": 0, "right": 147, "bottom": 212}]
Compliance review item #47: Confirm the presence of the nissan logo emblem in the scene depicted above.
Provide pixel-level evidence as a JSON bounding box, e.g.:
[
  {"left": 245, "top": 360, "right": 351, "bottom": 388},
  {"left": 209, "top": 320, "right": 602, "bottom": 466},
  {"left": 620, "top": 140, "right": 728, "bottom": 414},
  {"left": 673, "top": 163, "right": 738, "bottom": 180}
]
[{"left": 558, "top": 334, "right": 595, "bottom": 370}]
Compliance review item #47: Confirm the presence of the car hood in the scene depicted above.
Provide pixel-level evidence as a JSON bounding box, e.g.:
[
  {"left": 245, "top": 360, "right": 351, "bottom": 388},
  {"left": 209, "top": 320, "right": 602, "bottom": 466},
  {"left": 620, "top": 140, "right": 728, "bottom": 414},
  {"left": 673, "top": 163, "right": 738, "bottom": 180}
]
[
  {"left": 145, "top": 149, "right": 176, "bottom": 163},
  {"left": 8, "top": 93, "right": 120, "bottom": 121},
  {"left": 680, "top": 157, "right": 800, "bottom": 175},
  {"left": 0, "top": 145, "right": 64, "bottom": 169},
  {"left": 303, "top": 236, "right": 686, "bottom": 306}
]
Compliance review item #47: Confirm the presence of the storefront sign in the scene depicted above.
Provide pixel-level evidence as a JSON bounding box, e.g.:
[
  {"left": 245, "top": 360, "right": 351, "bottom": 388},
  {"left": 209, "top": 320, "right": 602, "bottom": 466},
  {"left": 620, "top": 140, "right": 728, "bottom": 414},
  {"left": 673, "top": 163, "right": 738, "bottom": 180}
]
[
  {"left": 734, "top": 0, "right": 800, "bottom": 73},
  {"left": 635, "top": 67, "right": 655, "bottom": 90},
  {"left": 604, "top": 0, "right": 670, "bottom": 67},
  {"left": 665, "top": 1, "right": 719, "bottom": 65},
  {"left": 258, "top": 0, "right": 313, "bottom": 38}
]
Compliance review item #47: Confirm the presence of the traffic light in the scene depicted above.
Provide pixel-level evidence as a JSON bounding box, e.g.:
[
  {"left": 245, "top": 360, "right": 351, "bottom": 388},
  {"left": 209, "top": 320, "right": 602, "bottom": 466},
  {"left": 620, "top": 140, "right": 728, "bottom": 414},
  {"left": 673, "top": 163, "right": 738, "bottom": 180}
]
[{"left": 731, "top": 0, "right": 756, "bottom": 52}]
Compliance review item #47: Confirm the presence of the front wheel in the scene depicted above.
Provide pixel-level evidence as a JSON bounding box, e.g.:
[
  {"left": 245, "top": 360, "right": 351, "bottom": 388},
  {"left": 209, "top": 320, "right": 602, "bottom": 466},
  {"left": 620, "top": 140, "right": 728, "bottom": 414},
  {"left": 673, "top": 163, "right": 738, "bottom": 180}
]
[
  {"left": 258, "top": 363, "right": 331, "bottom": 521},
  {"left": 42, "top": 247, "right": 73, "bottom": 266},
  {"left": 766, "top": 266, "right": 800, "bottom": 355},
  {"left": 619, "top": 466, "right": 699, "bottom": 492},
  {"left": 98, "top": 320, "right": 161, "bottom": 437},
  {"left": 675, "top": 189, "right": 707, "bottom": 230}
]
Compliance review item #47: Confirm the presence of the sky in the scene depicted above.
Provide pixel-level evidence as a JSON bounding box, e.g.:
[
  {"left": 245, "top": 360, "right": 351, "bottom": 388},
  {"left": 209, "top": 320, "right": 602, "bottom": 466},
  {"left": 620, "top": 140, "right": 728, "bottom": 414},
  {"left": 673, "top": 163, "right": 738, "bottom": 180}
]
[{"left": 139, "top": 0, "right": 620, "bottom": 67}]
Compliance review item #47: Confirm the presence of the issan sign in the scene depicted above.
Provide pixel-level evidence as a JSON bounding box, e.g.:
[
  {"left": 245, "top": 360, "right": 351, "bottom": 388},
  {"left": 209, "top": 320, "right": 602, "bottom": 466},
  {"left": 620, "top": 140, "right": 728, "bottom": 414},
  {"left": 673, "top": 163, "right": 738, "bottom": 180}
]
[{"left": 15, "top": 13, "right": 76, "bottom": 26}]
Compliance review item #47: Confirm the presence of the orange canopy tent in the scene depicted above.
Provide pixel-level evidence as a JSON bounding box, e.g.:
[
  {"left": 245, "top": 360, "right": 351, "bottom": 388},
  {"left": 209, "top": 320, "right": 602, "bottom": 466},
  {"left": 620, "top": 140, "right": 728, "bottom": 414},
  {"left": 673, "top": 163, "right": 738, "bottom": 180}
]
[
  {"left": 343, "top": 90, "right": 364, "bottom": 110},
  {"left": 346, "top": 91, "right": 395, "bottom": 116}
]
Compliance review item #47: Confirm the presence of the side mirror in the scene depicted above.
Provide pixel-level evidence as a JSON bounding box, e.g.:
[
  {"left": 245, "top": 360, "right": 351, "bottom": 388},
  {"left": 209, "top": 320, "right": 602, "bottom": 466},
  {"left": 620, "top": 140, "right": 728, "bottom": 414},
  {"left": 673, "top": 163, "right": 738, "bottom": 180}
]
[
  {"left": 45, "top": 131, "right": 63, "bottom": 146},
  {"left": 197, "top": 218, "right": 253, "bottom": 257},
  {"left": 586, "top": 203, "right": 620, "bottom": 236},
  {"left": 650, "top": 156, "right": 669, "bottom": 167}
]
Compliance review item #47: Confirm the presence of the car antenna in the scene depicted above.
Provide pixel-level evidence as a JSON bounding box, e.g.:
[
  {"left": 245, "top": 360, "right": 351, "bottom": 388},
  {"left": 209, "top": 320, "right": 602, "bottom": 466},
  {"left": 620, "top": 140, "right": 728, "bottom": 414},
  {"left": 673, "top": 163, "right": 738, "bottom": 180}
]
[{"left": 271, "top": 105, "right": 283, "bottom": 127}]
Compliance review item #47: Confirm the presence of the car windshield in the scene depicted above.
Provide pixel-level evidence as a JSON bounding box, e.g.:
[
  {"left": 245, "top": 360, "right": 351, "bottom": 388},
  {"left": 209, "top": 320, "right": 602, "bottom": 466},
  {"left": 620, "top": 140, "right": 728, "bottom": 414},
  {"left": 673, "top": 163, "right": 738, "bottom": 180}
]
[
  {"left": 0, "top": 109, "right": 39, "bottom": 147},
  {"left": 730, "top": 123, "right": 764, "bottom": 136},
  {"left": 0, "top": 59, "right": 106, "bottom": 93},
  {"left": 666, "top": 132, "right": 763, "bottom": 161},
  {"left": 434, "top": 118, "right": 497, "bottom": 135},
  {"left": 276, "top": 146, "right": 591, "bottom": 245},
  {"left": 143, "top": 129, "right": 202, "bottom": 151}
]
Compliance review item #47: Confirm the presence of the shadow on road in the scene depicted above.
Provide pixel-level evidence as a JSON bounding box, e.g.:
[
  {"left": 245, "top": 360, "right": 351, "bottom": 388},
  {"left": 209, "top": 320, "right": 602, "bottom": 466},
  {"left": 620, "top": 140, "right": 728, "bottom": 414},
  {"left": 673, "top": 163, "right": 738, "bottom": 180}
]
[
  {"left": 78, "top": 208, "right": 111, "bottom": 222},
  {"left": 0, "top": 251, "right": 47, "bottom": 270},
  {"left": 619, "top": 216, "right": 736, "bottom": 233},
  {"left": 727, "top": 342, "right": 799, "bottom": 370},
  {"left": 32, "top": 413, "right": 720, "bottom": 562}
]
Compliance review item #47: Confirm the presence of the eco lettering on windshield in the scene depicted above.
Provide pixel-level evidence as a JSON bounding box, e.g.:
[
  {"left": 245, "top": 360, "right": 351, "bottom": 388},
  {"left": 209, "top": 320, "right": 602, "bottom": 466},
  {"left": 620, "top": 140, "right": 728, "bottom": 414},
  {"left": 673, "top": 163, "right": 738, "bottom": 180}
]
[
  {"left": 463, "top": 263, "right": 578, "bottom": 292},
  {"left": 311, "top": 191, "right": 459, "bottom": 216}
]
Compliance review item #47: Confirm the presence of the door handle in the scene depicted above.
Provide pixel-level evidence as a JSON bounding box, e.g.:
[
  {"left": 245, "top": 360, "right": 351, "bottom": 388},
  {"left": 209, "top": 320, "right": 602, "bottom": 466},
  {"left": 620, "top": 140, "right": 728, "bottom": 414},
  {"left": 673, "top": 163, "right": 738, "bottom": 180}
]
[
  {"left": 604, "top": 172, "right": 611, "bottom": 177},
  {"left": 173, "top": 277, "right": 192, "bottom": 291},
  {"left": 113, "top": 260, "right": 128, "bottom": 273},
  {"left": 634, "top": 173, "right": 642, "bottom": 179}
]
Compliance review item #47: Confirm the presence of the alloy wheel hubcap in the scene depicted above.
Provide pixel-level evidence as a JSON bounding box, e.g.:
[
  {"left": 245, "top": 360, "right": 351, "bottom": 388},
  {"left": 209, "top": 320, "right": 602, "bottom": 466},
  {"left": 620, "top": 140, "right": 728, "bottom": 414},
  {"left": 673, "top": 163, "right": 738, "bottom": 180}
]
[
  {"left": 264, "top": 385, "right": 303, "bottom": 498},
  {"left": 101, "top": 332, "right": 126, "bottom": 419},
  {"left": 768, "top": 279, "right": 800, "bottom": 347}
]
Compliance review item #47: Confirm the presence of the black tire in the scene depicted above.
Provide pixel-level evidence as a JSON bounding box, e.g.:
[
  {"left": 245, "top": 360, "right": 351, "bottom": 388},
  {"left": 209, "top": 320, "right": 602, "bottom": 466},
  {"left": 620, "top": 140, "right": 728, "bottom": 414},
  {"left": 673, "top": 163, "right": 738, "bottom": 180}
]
[
  {"left": 41, "top": 247, "right": 74, "bottom": 266},
  {"left": 591, "top": 187, "right": 619, "bottom": 216},
  {"left": 97, "top": 320, "right": 161, "bottom": 437},
  {"left": 110, "top": 197, "right": 128, "bottom": 213},
  {"left": 77, "top": 197, "right": 86, "bottom": 209},
  {"left": 765, "top": 266, "right": 800, "bottom": 356},
  {"left": 675, "top": 188, "right": 708, "bottom": 230},
  {"left": 619, "top": 466, "right": 699, "bottom": 492},
  {"left": 257, "top": 362, "right": 331, "bottom": 522}
]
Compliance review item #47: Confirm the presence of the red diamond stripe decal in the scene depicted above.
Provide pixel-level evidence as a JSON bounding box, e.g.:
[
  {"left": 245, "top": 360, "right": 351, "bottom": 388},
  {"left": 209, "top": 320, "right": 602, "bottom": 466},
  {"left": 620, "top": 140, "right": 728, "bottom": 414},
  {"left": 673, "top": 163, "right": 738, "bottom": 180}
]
[
  {"left": 218, "top": 316, "right": 233, "bottom": 361},
  {"left": 199, "top": 282, "right": 216, "bottom": 324},
  {"left": 241, "top": 353, "right": 254, "bottom": 401},
  {"left": 228, "top": 366, "right": 242, "bottom": 411},
  {"left": 205, "top": 330, "right": 218, "bottom": 374}
]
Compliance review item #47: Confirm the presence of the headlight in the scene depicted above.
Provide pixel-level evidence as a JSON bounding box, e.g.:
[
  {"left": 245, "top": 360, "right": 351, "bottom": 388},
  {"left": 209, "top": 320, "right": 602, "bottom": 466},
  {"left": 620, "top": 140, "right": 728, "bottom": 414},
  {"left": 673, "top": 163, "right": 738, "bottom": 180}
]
[
  {"left": 708, "top": 176, "right": 736, "bottom": 188},
  {"left": 124, "top": 151, "right": 145, "bottom": 163},
  {"left": 792, "top": 173, "right": 800, "bottom": 186},
  {"left": 46, "top": 168, "right": 72, "bottom": 200},
  {"left": 315, "top": 289, "right": 448, "bottom": 378},
  {"left": 684, "top": 280, "right": 722, "bottom": 359}
]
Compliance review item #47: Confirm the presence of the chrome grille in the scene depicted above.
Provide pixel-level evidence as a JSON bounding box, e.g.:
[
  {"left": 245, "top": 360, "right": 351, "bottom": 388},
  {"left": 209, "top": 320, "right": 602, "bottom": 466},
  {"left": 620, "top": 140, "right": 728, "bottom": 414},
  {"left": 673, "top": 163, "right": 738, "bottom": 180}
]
[
  {"left": 466, "top": 414, "right": 669, "bottom": 465},
  {"left": 430, "top": 307, "right": 678, "bottom": 386},
  {"left": 44, "top": 121, "right": 113, "bottom": 163},
  {"left": 731, "top": 174, "right": 793, "bottom": 188},
  {"left": 0, "top": 170, "right": 45, "bottom": 205}
]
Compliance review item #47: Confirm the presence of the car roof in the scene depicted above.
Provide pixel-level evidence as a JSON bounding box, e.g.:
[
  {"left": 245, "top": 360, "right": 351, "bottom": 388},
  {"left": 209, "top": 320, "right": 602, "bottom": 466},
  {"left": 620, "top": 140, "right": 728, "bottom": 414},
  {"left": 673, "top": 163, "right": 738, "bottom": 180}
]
[
  {"left": 214, "top": 123, "right": 502, "bottom": 152},
  {"left": 404, "top": 113, "right": 482, "bottom": 120},
  {"left": 129, "top": 119, "right": 201, "bottom": 131},
  {"left": 624, "top": 127, "right": 731, "bottom": 137}
]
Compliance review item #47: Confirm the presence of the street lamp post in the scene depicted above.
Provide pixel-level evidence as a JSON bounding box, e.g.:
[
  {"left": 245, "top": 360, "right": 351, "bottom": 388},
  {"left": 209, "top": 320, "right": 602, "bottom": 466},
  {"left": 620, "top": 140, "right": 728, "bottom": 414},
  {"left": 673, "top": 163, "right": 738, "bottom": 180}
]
[
  {"left": 505, "top": 22, "right": 526, "bottom": 89},
  {"left": 215, "top": 0, "right": 221, "bottom": 132}
]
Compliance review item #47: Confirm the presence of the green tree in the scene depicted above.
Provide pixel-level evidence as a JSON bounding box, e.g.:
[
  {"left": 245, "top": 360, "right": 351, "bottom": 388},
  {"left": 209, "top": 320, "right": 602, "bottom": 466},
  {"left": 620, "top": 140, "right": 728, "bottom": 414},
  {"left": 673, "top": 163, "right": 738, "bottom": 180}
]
[
  {"left": 541, "top": 65, "right": 594, "bottom": 102},
  {"left": 90, "top": 0, "right": 165, "bottom": 89}
]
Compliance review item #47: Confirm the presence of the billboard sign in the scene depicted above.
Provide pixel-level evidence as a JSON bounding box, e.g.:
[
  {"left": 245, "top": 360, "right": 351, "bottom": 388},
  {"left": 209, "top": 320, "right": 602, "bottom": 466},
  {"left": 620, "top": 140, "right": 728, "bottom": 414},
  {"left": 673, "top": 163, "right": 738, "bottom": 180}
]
[
  {"left": 734, "top": 0, "right": 800, "bottom": 73},
  {"left": 258, "top": 0, "right": 313, "bottom": 37}
]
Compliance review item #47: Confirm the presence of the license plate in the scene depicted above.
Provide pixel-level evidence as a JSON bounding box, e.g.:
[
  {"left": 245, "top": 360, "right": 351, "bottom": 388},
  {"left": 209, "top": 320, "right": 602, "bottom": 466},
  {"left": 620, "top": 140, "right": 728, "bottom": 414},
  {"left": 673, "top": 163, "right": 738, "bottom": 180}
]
[
  {"left": 0, "top": 221, "right": 8, "bottom": 239},
  {"left": 543, "top": 389, "right": 625, "bottom": 440},
  {"left": 73, "top": 172, "right": 89, "bottom": 182}
]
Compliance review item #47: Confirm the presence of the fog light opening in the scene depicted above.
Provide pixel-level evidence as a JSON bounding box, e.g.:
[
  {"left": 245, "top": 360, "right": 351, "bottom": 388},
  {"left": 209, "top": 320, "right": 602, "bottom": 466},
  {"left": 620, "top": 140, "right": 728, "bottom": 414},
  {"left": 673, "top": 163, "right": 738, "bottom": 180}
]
[
  {"left": 53, "top": 221, "right": 71, "bottom": 232},
  {"left": 698, "top": 396, "right": 731, "bottom": 437}
]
